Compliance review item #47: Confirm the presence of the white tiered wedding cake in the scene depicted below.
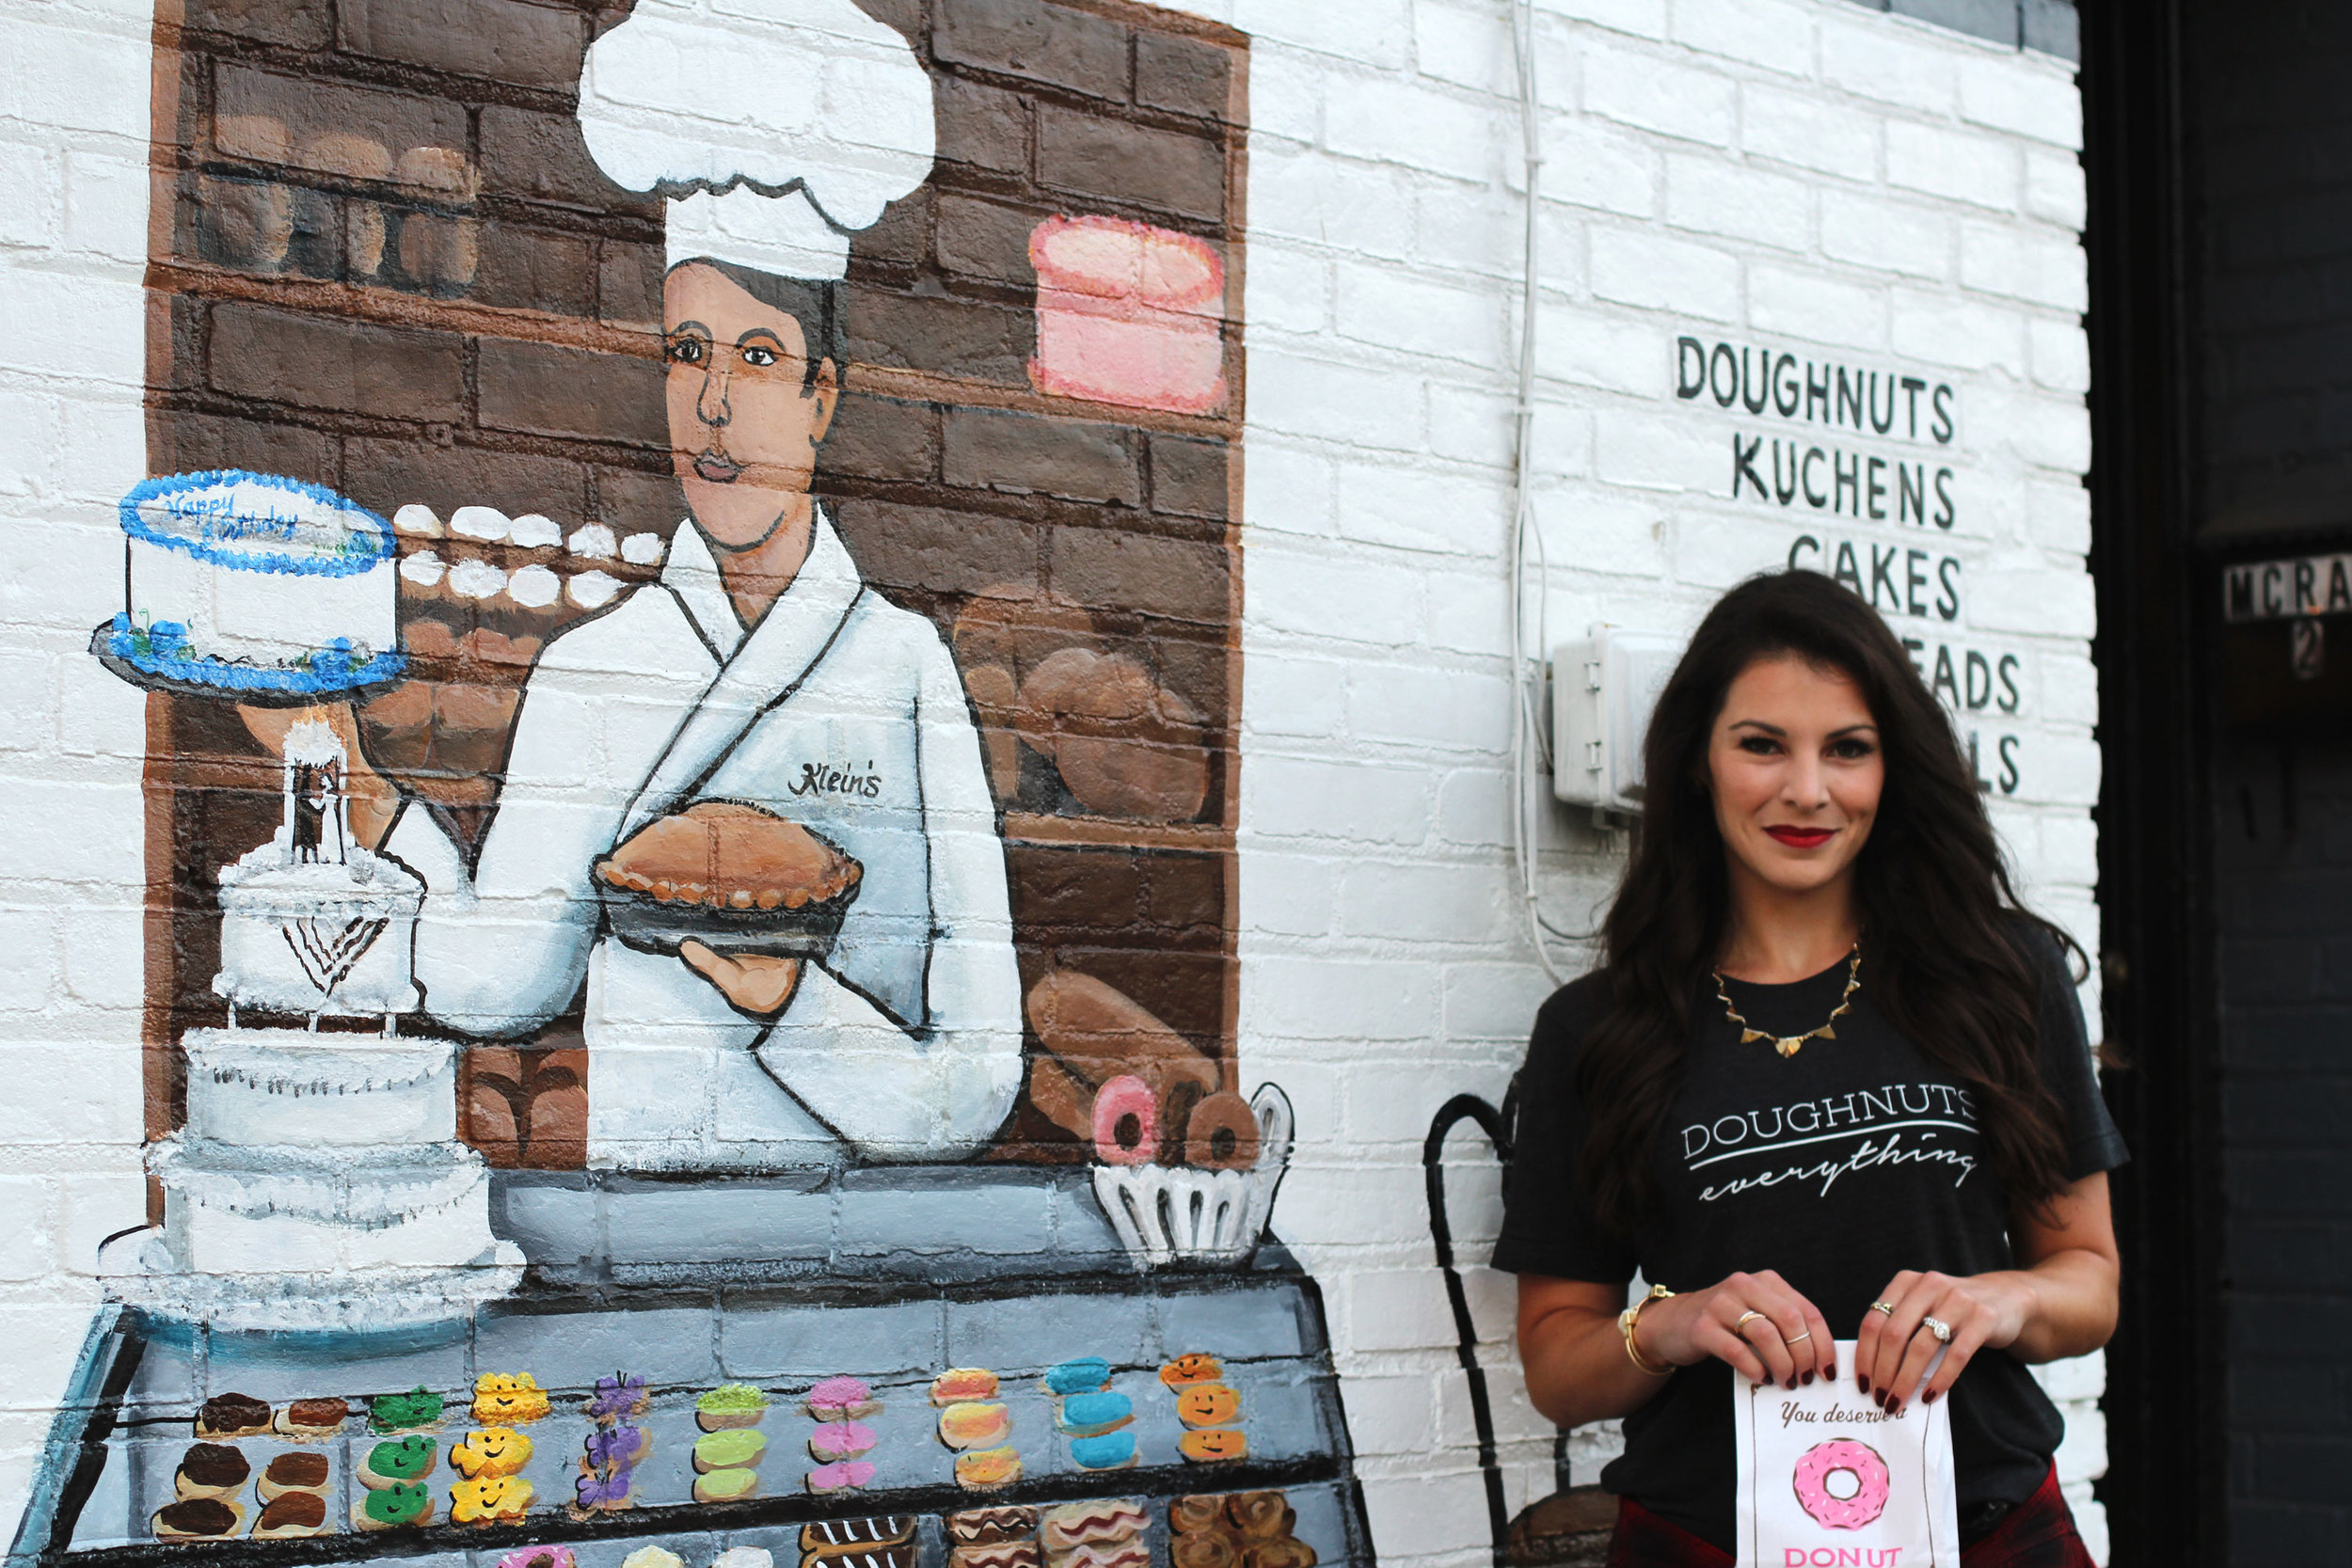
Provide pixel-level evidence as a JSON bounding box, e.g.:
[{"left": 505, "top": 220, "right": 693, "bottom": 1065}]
[{"left": 106, "top": 729, "right": 522, "bottom": 1329}]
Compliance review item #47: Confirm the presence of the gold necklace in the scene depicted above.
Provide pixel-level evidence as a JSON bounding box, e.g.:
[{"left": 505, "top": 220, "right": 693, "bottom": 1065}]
[{"left": 1713, "top": 944, "right": 1861, "bottom": 1058}]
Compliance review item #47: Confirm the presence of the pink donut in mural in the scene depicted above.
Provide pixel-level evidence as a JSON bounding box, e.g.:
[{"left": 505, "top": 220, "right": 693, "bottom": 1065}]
[
  {"left": 1090, "top": 1074, "right": 1159, "bottom": 1165},
  {"left": 1790, "top": 1438, "right": 1890, "bottom": 1530}
]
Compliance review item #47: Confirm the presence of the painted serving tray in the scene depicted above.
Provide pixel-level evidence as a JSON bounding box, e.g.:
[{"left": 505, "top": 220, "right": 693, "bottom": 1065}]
[{"left": 89, "top": 619, "right": 408, "bottom": 707}]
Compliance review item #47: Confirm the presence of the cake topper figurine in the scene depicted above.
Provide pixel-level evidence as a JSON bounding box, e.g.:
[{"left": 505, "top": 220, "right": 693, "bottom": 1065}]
[{"left": 283, "top": 718, "right": 348, "bottom": 865}]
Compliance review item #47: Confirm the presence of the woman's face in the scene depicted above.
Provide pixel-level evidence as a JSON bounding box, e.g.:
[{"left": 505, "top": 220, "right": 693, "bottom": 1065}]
[
  {"left": 662, "top": 261, "right": 837, "bottom": 552},
  {"left": 1706, "top": 654, "right": 1884, "bottom": 901}
]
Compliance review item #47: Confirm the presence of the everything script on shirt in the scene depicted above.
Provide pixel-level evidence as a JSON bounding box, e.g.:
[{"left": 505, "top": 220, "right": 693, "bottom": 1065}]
[{"left": 1682, "top": 1082, "right": 1979, "bottom": 1203}]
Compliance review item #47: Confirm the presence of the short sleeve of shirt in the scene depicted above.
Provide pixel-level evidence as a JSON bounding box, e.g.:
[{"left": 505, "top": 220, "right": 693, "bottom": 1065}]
[
  {"left": 1490, "top": 976, "right": 1638, "bottom": 1282},
  {"left": 2019, "top": 923, "right": 2130, "bottom": 1180}
]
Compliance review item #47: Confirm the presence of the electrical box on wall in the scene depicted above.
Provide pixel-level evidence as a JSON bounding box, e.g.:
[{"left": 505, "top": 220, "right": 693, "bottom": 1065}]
[{"left": 1551, "top": 628, "right": 1683, "bottom": 813}]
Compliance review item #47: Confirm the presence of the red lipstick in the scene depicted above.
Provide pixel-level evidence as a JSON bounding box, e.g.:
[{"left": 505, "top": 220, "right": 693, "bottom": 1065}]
[{"left": 1765, "top": 826, "right": 1836, "bottom": 848}]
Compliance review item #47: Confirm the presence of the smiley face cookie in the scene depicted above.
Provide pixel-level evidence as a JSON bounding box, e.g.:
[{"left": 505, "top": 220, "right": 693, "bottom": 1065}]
[
  {"left": 1174, "top": 1383, "right": 1242, "bottom": 1429},
  {"left": 452, "top": 1426, "right": 534, "bottom": 1479},
  {"left": 1159, "top": 1354, "right": 1222, "bottom": 1389},
  {"left": 473, "top": 1372, "right": 551, "bottom": 1425},
  {"left": 451, "top": 1473, "right": 535, "bottom": 1525}
]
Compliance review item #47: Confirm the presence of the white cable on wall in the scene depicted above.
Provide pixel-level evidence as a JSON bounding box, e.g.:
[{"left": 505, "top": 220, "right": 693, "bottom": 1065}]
[{"left": 1504, "top": 0, "right": 1570, "bottom": 985}]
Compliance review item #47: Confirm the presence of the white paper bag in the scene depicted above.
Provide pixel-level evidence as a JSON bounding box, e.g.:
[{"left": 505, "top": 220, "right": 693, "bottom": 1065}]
[{"left": 1733, "top": 1339, "right": 1960, "bottom": 1568}]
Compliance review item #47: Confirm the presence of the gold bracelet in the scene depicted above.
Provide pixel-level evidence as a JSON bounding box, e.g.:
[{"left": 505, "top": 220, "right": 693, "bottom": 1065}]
[{"left": 1618, "top": 1283, "right": 1676, "bottom": 1377}]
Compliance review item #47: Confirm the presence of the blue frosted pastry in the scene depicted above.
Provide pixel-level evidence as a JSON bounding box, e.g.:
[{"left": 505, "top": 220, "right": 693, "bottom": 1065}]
[
  {"left": 1068, "top": 1430, "right": 1137, "bottom": 1470},
  {"left": 1055, "top": 1390, "right": 1134, "bottom": 1437},
  {"left": 1041, "top": 1356, "right": 1111, "bottom": 1397}
]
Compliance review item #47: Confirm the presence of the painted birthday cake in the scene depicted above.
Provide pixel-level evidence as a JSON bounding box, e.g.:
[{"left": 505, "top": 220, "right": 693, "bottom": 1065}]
[{"left": 103, "top": 469, "right": 405, "bottom": 696}]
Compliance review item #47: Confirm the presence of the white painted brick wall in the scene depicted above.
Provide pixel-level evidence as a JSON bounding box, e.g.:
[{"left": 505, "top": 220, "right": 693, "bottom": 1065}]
[
  {"left": 1200, "top": 0, "right": 2105, "bottom": 1562},
  {"left": 0, "top": 0, "right": 2105, "bottom": 1561},
  {"left": 0, "top": 0, "right": 155, "bottom": 1541}
]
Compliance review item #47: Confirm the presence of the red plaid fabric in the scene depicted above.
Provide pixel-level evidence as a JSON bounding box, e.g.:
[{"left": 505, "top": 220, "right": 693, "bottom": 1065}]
[{"left": 1605, "top": 1465, "right": 2094, "bottom": 1568}]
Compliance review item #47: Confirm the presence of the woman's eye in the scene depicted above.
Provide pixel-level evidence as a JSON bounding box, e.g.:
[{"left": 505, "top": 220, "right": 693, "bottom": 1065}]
[
  {"left": 666, "top": 338, "right": 705, "bottom": 364},
  {"left": 740, "top": 344, "right": 777, "bottom": 368},
  {"left": 1738, "top": 736, "right": 1780, "bottom": 755},
  {"left": 1830, "top": 739, "right": 1877, "bottom": 760}
]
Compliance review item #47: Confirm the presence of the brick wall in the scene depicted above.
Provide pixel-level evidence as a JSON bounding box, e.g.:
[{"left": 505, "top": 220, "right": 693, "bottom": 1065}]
[
  {"left": 1216, "top": 1, "right": 2105, "bottom": 1560},
  {"left": 0, "top": 0, "right": 2105, "bottom": 1560}
]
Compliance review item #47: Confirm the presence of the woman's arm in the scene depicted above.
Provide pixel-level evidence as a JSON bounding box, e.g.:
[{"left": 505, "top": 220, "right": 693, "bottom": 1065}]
[
  {"left": 1856, "top": 1170, "right": 2120, "bottom": 1412},
  {"left": 1518, "top": 1269, "right": 1840, "bottom": 1429}
]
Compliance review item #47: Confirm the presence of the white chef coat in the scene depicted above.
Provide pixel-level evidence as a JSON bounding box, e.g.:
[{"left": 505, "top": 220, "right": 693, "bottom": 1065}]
[{"left": 387, "top": 512, "right": 1024, "bottom": 1169}]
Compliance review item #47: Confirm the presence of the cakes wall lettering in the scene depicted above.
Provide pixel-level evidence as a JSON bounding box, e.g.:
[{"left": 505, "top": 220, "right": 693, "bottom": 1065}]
[{"left": 1672, "top": 335, "right": 2042, "bottom": 799}]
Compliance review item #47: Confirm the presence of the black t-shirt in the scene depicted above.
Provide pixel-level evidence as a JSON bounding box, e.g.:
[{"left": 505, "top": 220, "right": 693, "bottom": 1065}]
[{"left": 1492, "top": 926, "right": 2127, "bottom": 1552}]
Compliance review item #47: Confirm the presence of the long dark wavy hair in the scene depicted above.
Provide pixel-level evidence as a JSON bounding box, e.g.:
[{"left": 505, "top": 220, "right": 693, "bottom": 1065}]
[{"left": 1574, "top": 569, "right": 2081, "bottom": 1238}]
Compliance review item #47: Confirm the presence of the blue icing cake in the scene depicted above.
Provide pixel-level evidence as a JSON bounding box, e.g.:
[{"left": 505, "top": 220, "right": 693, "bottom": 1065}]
[
  {"left": 1042, "top": 1357, "right": 1111, "bottom": 1397},
  {"left": 1056, "top": 1390, "right": 1134, "bottom": 1436},
  {"left": 1068, "top": 1430, "right": 1136, "bottom": 1470},
  {"left": 104, "top": 471, "right": 403, "bottom": 695}
]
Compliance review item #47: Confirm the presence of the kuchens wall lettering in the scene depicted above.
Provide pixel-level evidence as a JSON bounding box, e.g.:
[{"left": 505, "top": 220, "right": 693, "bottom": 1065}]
[{"left": 1676, "top": 335, "right": 2032, "bottom": 796}]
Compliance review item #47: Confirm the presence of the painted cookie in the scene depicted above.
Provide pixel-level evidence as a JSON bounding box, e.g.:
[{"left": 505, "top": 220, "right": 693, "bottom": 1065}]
[
  {"left": 252, "top": 1491, "right": 328, "bottom": 1540},
  {"left": 1159, "top": 1354, "right": 1223, "bottom": 1389},
  {"left": 452, "top": 1426, "right": 534, "bottom": 1480},
  {"left": 473, "top": 1372, "right": 551, "bottom": 1425},
  {"left": 152, "top": 1498, "right": 243, "bottom": 1541},
  {"left": 355, "top": 1481, "right": 435, "bottom": 1530},
  {"left": 370, "top": 1386, "right": 445, "bottom": 1433},
  {"left": 359, "top": 1434, "right": 438, "bottom": 1489},
  {"left": 697, "top": 1382, "right": 769, "bottom": 1431},
  {"left": 1180, "top": 1429, "right": 1249, "bottom": 1464},
  {"left": 173, "top": 1442, "right": 249, "bottom": 1500},
  {"left": 451, "top": 1473, "right": 534, "bottom": 1525}
]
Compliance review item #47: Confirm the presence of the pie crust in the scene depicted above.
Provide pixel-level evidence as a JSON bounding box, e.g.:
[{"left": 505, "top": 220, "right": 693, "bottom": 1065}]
[{"left": 596, "top": 800, "right": 860, "bottom": 912}]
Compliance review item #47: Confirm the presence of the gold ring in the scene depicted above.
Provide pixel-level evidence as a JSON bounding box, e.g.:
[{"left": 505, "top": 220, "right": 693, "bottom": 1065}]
[
  {"left": 1870, "top": 1301, "right": 1896, "bottom": 1316},
  {"left": 1735, "top": 1310, "right": 1767, "bottom": 1334}
]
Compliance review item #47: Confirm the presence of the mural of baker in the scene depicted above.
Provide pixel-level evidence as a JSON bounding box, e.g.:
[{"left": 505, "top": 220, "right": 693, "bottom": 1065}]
[
  {"left": 374, "top": 0, "right": 1021, "bottom": 1167},
  {"left": 11, "top": 2, "right": 1376, "bottom": 1560}
]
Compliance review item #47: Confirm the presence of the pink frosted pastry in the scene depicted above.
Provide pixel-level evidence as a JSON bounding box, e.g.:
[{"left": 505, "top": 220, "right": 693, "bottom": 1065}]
[
  {"left": 496, "top": 1546, "right": 578, "bottom": 1568},
  {"left": 804, "top": 1376, "right": 880, "bottom": 1420},
  {"left": 1029, "top": 215, "right": 1227, "bottom": 416},
  {"left": 1090, "top": 1075, "right": 1158, "bottom": 1166},
  {"left": 808, "top": 1421, "right": 877, "bottom": 1463},
  {"left": 806, "top": 1460, "right": 877, "bottom": 1495}
]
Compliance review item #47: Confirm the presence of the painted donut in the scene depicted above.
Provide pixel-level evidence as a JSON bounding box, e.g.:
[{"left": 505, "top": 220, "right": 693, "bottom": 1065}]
[
  {"left": 1091, "top": 1074, "right": 1159, "bottom": 1165},
  {"left": 1182, "top": 1091, "right": 1260, "bottom": 1170},
  {"left": 1790, "top": 1438, "right": 1891, "bottom": 1530}
]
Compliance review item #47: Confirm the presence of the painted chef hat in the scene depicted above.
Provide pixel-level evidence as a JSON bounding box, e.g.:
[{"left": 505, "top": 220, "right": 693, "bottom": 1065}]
[{"left": 577, "top": 0, "right": 934, "bottom": 280}]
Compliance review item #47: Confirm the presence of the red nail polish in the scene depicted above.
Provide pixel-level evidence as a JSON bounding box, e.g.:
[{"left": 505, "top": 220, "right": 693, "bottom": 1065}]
[
  {"left": 1785, "top": 1378, "right": 1798, "bottom": 1391},
  {"left": 1923, "top": 1388, "right": 1938, "bottom": 1404},
  {"left": 1857, "top": 1378, "right": 1869, "bottom": 1396},
  {"left": 1803, "top": 1371, "right": 1815, "bottom": 1386}
]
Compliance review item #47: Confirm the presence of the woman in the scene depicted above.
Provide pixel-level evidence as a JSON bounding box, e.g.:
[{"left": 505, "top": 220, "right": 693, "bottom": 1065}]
[{"left": 1495, "top": 571, "right": 2124, "bottom": 1567}]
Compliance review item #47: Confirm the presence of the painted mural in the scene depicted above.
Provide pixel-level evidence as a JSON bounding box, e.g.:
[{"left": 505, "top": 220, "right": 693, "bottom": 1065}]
[{"left": 14, "top": 1, "right": 1371, "bottom": 1562}]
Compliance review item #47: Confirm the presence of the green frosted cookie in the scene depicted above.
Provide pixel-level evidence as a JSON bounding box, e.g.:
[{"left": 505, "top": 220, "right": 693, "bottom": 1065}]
[
  {"left": 370, "top": 1386, "right": 444, "bottom": 1433},
  {"left": 360, "top": 1433, "right": 437, "bottom": 1486},
  {"left": 358, "top": 1480, "right": 432, "bottom": 1529},
  {"left": 691, "top": 1428, "right": 768, "bottom": 1471}
]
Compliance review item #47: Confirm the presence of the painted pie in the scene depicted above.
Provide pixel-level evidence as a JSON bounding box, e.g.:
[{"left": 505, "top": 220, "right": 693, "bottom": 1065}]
[{"left": 596, "top": 801, "right": 860, "bottom": 912}]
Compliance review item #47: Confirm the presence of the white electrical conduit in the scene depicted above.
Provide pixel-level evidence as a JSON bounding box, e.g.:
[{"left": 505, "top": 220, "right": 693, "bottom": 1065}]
[{"left": 1504, "top": 0, "right": 1571, "bottom": 985}]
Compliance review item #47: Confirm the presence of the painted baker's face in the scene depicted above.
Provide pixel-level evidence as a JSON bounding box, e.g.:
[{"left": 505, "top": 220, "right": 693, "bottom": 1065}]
[{"left": 663, "top": 261, "right": 838, "bottom": 551}]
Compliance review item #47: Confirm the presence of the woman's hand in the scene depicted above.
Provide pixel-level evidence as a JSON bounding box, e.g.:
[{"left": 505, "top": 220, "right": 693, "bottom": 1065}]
[
  {"left": 1639, "top": 1269, "right": 1840, "bottom": 1390},
  {"left": 1858, "top": 1171, "right": 2121, "bottom": 1414},
  {"left": 680, "top": 941, "right": 801, "bottom": 1017},
  {"left": 1853, "top": 1269, "right": 2032, "bottom": 1412}
]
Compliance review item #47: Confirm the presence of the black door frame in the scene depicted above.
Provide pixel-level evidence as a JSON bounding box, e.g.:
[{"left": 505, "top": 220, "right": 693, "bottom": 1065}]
[{"left": 2079, "top": 3, "right": 2232, "bottom": 1562}]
